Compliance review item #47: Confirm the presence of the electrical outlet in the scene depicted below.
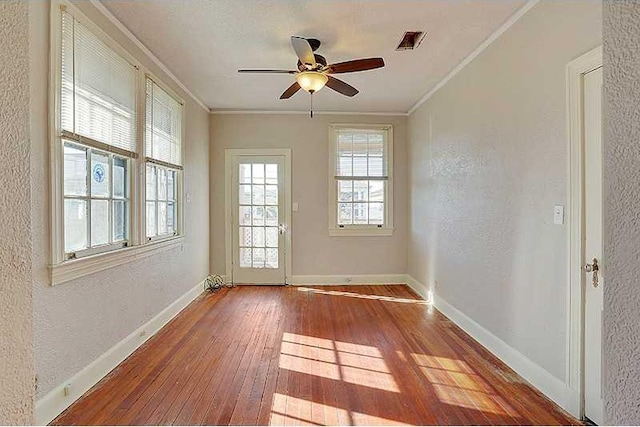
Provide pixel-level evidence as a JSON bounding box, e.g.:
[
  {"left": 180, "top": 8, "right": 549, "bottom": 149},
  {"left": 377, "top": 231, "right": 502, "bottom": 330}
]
[
  {"left": 139, "top": 330, "right": 147, "bottom": 338},
  {"left": 344, "top": 277, "right": 352, "bottom": 283}
]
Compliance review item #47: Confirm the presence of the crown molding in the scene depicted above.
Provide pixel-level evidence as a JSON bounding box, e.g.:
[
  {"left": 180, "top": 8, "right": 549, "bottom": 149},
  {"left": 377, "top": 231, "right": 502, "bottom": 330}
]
[
  {"left": 407, "top": 0, "right": 540, "bottom": 115},
  {"left": 209, "top": 109, "right": 408, "bottom": 117},
  {"left": 89, "top": 0, "right": 210, "bottom": 112}
]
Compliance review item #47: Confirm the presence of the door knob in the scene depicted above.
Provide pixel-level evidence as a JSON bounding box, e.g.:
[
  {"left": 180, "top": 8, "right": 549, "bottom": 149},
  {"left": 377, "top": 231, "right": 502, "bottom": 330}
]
[{"left": 585, "top": 258, "right": 599, "bottom": 287}]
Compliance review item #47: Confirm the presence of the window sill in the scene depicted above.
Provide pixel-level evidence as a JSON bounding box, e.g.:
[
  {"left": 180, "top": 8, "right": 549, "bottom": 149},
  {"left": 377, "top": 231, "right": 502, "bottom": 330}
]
[
  {"left": 328, "top": 227, "right": 394, "bottom": 237},
  {"left": 50, "top": 236, "right": 184, "bottom": 285}
]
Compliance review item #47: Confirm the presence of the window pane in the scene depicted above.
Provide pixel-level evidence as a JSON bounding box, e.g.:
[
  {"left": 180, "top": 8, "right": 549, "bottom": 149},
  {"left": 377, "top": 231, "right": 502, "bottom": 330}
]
[
  {"left": 338, "top": 133, "right": 353, "bottom": 156},
  {"left": 338, "top": 181, "right": 353, "bottom": 202},
  {"left": 369, "top": 202, "right": 384, "bottom": 225},
  {"left": 252, "top": 247, "right": 265, "bottom": 268},
  {"left": 252, "top": 164, "right": 264, "bottom": 184},
  {"left": 353, "top": 134, "right": 368, "bottom": 156},
  {"left": 91, "top": 199, "right": 109, "bottom": 246},
  {"left": 167, "top": 202, "right": 175, "bottom": 233},
  {"left": 368, "top": 133, "right": 384, "bottom": 157},
  {"left": 239, "top": 206, "right": 252, "bottom": 226},
  {"left": 368, "top": 156, "right": 384, "bottom": 177},
  {"left": 239, "top": 164, "right": 252, "bottom": 184},
  {"left": 338, "top": 203, "right": 353, "bottom": 225},
  {"left": 265, "top": 206, "right": 278, "bottom": 226},
  {"left": 265, "top": 164, "right": 278, "bottom": 185},
  {"left": 113, "top": 157, "right": 127, "bottom": 198},
  {"left": 353, "top": 181, "right": 368, "bottom": 202},
  {"left": 252, "top": 206, "right": 265, "bottom": 226},
  {"left": 167, "top": 170, "right": 176, "bottom": 201},
  {"left": 266, "top": 227, "right": 278, "bottom": 247},
  {"left": 113, "top": 200, "right": 127, "bottom": 242},
  {"left": 158, "top": 168, "right": 167, "bottom": 200},
  {"left": 353, "top": 203, "right": 368, "bottom": 224},
  {"left": 239, "top": 185, "right": 251, "bottom": 205},
  {"left": 338, "top": 157, "right": 352, "bottom": 176},
  {"left": 146, "top": 164, "right": 157, "bottom": 200},
  {"left": 64, "top": 144, "right": 87, "bottom": 196},
  {"left": 369, "top": 180, "right": 384, "bottom": 202},
  {"left": 239, "top": 248, "right": 252, "bottom": 268},
  {"left": 146, "top": 201, "right": 156, "bottom": 237},
  {"left": 91, "top": 152, "right": 109, "bottom": 197},
  {"left": 265, "top": 185, "right": 278, "bottom": 205},
  {"left": 64, "top": 199, "right": 87, "bottom": 252},
  {"left": 239, "top": 227, "right": 252, "bottom": 247},
  {"left": 353, "top": 156, "right": 368, "bottom": 177},
  {"left": 253, "top": 227, "right": 265, "bottom": 247},
  {"left": 158, "top": 202, "right": 167, "bottom": 235},
  {"left": 266, "top": 248, "right": 278, "bottom": 269},
  {"left": 252, "top": 185, "right": 265, "bottom": 205},
  {"left": 146, "top": 79, "right": 182, "bottom": 166}
]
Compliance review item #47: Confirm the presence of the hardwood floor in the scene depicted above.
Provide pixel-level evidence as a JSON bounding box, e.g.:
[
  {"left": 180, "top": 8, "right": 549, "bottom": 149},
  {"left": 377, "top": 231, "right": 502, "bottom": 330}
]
[{"left": 52, "top": 285, "right": 579, "bottom": 426}]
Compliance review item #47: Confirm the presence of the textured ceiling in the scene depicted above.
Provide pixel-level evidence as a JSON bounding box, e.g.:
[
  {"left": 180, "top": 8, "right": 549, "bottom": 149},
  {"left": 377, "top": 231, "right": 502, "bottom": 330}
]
[{"left": 102, "top": 0, "right": 526, "bottom": 113}]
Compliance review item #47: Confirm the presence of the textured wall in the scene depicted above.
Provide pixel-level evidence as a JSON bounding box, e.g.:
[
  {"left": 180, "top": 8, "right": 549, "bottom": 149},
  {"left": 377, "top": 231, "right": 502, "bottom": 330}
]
[
  {"left": 603, "top": 1, "right": 640, "bottom": 423},
  {"left": 30, "top": 2, "right": 210, "bottom": 398},
  {"left": 0, "top": 0, "right": 34, "bottom": 423},
  {"left": 210, "top": 114, "right": 407, "bottom": 276},
  {"left": 407, "top": 0, "right": 601, "bottom": 380}
]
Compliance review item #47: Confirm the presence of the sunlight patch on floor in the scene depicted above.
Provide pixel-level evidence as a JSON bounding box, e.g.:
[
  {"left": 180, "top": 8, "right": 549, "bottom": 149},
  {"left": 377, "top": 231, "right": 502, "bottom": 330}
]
[{"left": 296, "top": 287, "right": 429, "bottom": 305}]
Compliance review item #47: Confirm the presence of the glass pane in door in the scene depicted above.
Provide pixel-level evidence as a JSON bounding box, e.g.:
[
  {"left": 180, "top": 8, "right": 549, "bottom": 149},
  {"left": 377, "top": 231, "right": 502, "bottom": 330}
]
[{"left": 238, "top": 162, "right": 279, "bottom": 269}]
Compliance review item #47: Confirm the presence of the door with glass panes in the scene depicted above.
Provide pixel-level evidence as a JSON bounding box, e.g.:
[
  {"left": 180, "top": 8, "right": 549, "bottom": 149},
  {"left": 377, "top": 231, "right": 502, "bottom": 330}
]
[{"left": 231, "top": 155, "right": 286, "bottom": 284}]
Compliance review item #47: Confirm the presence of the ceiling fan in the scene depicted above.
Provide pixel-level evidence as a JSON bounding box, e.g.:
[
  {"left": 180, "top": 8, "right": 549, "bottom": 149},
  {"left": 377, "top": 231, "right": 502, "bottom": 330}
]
[{"left": 238, "top": 36, "right": 385, "bottom": 116}]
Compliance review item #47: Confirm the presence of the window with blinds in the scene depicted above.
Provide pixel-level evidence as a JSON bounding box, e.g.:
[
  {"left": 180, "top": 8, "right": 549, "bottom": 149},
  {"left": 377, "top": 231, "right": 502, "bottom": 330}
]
[
  {"left": 329, "top": 126, "right": 393, "bottom": 235},
  {"left": 144, "top": 78, "right": 183, "bottom": 240},
  {"left": 59, "top": 10, "right": 137, "bottom": 259},
  {"left": 61, "top": 10, "right": 137, "bottom": 156},
  {"left": 145, "top": 78, "right": 183, "bottom": 168}
]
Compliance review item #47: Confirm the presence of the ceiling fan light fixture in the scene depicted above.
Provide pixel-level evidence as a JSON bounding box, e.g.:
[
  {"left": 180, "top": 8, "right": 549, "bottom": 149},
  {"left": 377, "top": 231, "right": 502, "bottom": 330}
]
[{"left": 296, "top": 71, "right": 328, "bottom": 93}]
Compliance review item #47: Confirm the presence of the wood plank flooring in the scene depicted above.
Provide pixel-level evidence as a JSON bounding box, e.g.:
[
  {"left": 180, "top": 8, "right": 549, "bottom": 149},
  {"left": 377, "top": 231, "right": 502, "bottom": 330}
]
[{"left": 52, "top": 285, "right": 580, "bottom": 426}]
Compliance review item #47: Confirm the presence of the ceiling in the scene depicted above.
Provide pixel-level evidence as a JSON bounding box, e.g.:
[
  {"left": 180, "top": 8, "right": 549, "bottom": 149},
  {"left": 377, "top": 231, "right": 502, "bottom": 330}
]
[{"left": 102, "top": 0, "right": 526, "bottom": 114}]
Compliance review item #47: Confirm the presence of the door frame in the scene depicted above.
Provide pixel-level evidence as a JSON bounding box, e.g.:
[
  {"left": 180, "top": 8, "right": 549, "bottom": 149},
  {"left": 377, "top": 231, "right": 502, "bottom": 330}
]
[
  {"left": 224, "top": 148, "right": 292, "bottom": 284},
  {"left": 566, "top": 45, "right": 602, "bottom": 418}
]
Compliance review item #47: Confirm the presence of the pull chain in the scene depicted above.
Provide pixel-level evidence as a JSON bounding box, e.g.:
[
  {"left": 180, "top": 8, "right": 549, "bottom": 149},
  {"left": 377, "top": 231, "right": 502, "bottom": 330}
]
[{"left": 310, "top": 91, "right": 314, "bottom": 118}]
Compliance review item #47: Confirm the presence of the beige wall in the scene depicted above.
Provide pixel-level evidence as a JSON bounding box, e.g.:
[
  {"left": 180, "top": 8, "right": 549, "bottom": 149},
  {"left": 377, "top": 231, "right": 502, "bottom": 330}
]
[
  {"left": 603, "top": 1, "right": 640, "bottom": 423},
  {"left": 0, "top": 1, "right": 34, "bottom": 423},
  {"left": 210, "top": 114, "right": 407, "bottom": 277},
  {"left": 30, "top": 1, "right": 210, "bottom": 398},
  {"left": 407, "top": 0, "right": 601, "bottom": 381}
]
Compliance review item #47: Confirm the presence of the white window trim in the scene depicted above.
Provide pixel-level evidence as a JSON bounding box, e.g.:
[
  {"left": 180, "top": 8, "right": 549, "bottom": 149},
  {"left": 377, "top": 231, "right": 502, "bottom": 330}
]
[
  {"left": 327, "top": 124, "right": 394, "bottom": 237},
  {"left": 48, "top": 0, "right": 186, "bottom": 285}
]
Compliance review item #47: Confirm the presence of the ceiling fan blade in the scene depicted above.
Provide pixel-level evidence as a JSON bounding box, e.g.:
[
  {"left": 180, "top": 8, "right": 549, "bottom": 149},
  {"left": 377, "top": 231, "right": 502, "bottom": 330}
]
[
  {"left": 280, "top": 82, "right": 301, "bottom": 99},
  {"left": 238, "top": 69, "right": 297, "bottom": 74},
  {"left": 327, "top": 57, "right": 385, "bottom": 74},
  {"left": 326, "top": 76, "right": 359, "bottom": 97},
  {"left": 291, "top": 36, "right": 316, "bottom": 68}
]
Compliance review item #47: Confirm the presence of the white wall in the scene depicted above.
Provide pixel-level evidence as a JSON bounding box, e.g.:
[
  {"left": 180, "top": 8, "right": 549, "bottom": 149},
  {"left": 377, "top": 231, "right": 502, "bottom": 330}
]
[
  {"left": 210, "top": 113, "right": 407, "bottom": 278},
  {"left": 603, "top": 1, "right": 640, "bottom": 423},
  {"left": 407, "top": 0, "right": 601, "bottom": 382},
  {"left": 0, "top": 1, "right": 34, "bottom": 423},
  {"left": 30, "top": 1, "right": 210, "bottom": 398}
]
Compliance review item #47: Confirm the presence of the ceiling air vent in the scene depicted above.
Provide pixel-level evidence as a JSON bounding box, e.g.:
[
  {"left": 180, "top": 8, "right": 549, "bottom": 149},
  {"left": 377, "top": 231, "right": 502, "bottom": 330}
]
[{"left": 396, "top": 31, "right": 426, "bottom": 51}]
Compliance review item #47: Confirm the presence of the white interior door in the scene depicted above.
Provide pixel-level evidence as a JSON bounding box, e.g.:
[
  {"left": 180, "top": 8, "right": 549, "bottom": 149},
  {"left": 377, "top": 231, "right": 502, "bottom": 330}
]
[
  {"left": 583, "top": 66, "right": 603, "bottom": 425},
  {"left": 231, "top": 155, "right": 287, "bottom": 285}
]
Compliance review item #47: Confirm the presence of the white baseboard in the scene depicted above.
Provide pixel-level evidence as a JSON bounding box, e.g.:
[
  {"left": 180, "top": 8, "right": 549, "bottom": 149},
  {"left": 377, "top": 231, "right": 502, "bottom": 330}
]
[
  {"left": 290, "top": 274, "right": 407, "bottom": 286},
  {"left": 404, "top": 274, "right": 433, "bottom": 302},
  {"left": 432, "top": 290, "right": 579, "bottom": 415},
  {"left": 35, "top": 281, "right": 205, "bottom": 426}
]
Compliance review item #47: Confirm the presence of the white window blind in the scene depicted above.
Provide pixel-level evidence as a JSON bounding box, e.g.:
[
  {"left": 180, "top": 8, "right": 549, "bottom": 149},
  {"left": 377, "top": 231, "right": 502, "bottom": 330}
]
[
  {"left": 145, "top": 78, "right": 183, "bottom": 168},
  {"left": 335, "top": 129, "right": 388, "bottom": 179},
  {"left": 60, "top": 11, "right": 137, "bottom": 156}
]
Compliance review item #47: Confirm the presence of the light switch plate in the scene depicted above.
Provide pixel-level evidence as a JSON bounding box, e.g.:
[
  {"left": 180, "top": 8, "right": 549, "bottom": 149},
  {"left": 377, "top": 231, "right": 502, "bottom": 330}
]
[
  {"left": 553, "top": 205, "right": 564, "bottom": 225},
  {"left": 293, "top": 202, "right": 299, "bottom": 212}
]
